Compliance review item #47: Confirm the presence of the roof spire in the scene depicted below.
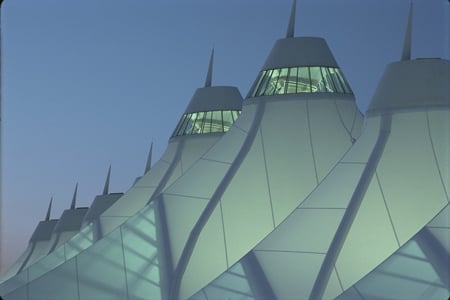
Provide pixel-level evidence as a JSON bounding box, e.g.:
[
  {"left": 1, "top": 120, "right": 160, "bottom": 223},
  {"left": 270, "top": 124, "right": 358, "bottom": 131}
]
[
  {"left": 401, "top": 1, "right": 413, "bottom": 61},
  {"left": 70, "top": 183, "right": 78, "bottom": 210},
  {"left": 204, "top": 48, "right": 214, "bottom": 87},
  {"left": 286, "top": 0, "right": 296, "bottom": 38},
  {"left": 145, "top": 142, "right": 153, "bottom": 174},
  {"left": 45, "top": 197, "right": 53, "bottom": 221},
  {"left": 103, "top": 165, "right": 111, "bottom": 195}
]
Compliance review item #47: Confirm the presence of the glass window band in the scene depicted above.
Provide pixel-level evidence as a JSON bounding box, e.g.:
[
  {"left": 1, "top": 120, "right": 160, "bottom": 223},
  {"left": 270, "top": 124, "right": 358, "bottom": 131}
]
[
  {"left": 172, "top": 110, "right": 241, "bottom": 137},
  {"left": 249, "top": 66, "right": 352, "bottom": 98}
]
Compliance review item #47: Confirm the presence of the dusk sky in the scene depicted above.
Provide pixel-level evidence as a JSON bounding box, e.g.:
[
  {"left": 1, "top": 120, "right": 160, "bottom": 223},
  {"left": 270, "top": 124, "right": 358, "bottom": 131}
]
[{"left": 1, "top": 0, "right": 448, "bottom": 273}]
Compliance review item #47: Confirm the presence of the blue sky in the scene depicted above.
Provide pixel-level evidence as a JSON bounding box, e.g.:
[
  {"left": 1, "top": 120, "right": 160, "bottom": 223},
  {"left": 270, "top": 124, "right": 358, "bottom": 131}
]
[{"left": 1, "top": 0, "right": 448, "bottom": 273}]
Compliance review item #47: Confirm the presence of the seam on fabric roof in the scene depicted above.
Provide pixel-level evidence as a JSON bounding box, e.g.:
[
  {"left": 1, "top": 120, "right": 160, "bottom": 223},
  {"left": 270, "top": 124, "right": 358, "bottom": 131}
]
[
  {"left": 396, "top": 252, "right": 431, "bottom": 262},
  {"left": 426, "top": 225, "right": 450, "bottom": 229},
  {"left": 75, "top": 256, "right": 80, "bottom": 300},
  {"left": 177, "top": 137, "right": 222, "bottom": 177},
  {"left": 219, "top": 200, "right": 229, "bottom": 268},
  {"left": 349, "top": 104, "right": 359, "bottom": 139},
  {"left": 334, "top": 265, "right": 345, "bottom": 294},
  {"left": 426, "top": 111, "right": 450, "bottom": 203},
  {"left": 147, "top": 139, "right": 185, "bottom": 205},
  {"left": 306, "top": 99, "right": 319, "bottom": 185},
  {"left": 334, "top": 99, "right": 353, "bottom": 142},
  {"left": 309, "top": 113, "right": 392, "bottom": 300},
  {"left": 47, "top": 232, "right": 61, "bottom": 254},
  {"left": 375, "top": 171, "right": 401, "bottom": 247},
  {"left": 353, "top": 286, "right": 365, "bottom": 300},
  {"left": 128, "top": 185, "right": 159, "bottom": 190},
  {"left": 295, "top": 161, "right": 362, "bottom": 210},
  {"left": 169, "top": 102, "right": 265, "bottom": 300},
  {"left": 232, "top": 123, "right": 249, "bottom": 134},
  {"left": 201, "top": 287, "right": 209, "bottom": 300},
  {"left": 240, "top": 252, "right": 285, "bottom": 298},
  {"left": 17, "top": 243, "right": 36, "bottom": 275},
  {"left": 209, "top": 283, "right": 253, "bottom": 297},
  {"left": 259, "top": 127, "right": 276, "bottom": 228},
  {"left": 367, "top": 104, "right": 450, "bottom": 117},
  {"left": 297, "top": 207, "right": 346, "bottom": 210},
  {"left": 254, "top": 249, "right": 327, "bottom": 255},
  {"left": 119, "top": 227, "right": 130, "bottom": 300},
  {"left": 376, "top": 270, "right": 446, "bottom": 288},
  {"left": 155, "top": 197, "right": 174, "bottom": 300},
  {"left": 199, "top": 157, "right": 232, "bottom": 166},
  {"left": 162, "top": 192, "right": 210, "bottom": 201},
  {"left": 297, "top": 138, "right": 368, "bottom": 208},
  {"left": 339, "top": 161, "right": 366, "bottom": 165}
]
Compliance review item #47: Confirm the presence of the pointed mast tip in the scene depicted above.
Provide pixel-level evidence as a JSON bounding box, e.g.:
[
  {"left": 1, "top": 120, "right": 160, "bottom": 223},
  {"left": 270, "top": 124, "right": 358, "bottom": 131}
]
[
  {"left": 70, "top": 183, "right": 78, "bottom": 210},
  {"left": 45, "top": 197, "right": 53, "bottom": 221},
  {"left": 286, "top": 0, "right": 296, "bottom": 38},
  {"left": 401, "top": 1, "right": 413, "bottom": 61},
  {"left": 103, "top": 165, "right": 111, "bottom": 195},
  {"left": 204, "top": 48, "right": 214, "bottom": 87},
  {"left": 144, "top": 142, "right": 153, "bottom": 174}
]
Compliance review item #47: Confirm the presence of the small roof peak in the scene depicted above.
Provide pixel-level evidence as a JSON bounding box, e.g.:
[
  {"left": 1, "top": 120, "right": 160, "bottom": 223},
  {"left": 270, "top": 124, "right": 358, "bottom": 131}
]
[
  {"left": 70, "top": 183, "right": 78, "bottom": 210},
  {"left": 45, "top": 197, "right": 53, "bottom": 221},
  {"left": 103, "top": 165, "right": 111, "bottom": 195},
  {"left": 286, "top": 0, "right": 297, "bottom": 38},
  {"left": 204, "top": 48, "right": 214, "bottom": 87},
  {"left": 401, "top": 1, "right": 413, "bottom": 61},
  {"left": 145, "top": 142, "right": 153, "bottom": 174}
]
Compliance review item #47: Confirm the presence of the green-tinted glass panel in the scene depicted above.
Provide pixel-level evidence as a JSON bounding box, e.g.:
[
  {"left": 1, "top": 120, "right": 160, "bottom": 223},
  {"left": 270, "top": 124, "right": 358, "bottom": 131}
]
[
  {"left": 285, "top": 67, "right": 298, "bottom": 94},
  {"left": 250, "top": 70, "right": 266, "bottom": 98},
  {"left": 263, "top": 69, "right": 281, "bottom": 96},
  {"left": 222, "top": 111, "right": 233, "bottom": 132},
  {"left": 178, "top": 113, "right": 191, "bottom": 136},
  {"left": 310, "top": 66, "right": 326, "bottom": 92},
  {"left": 335, "top": 68, "right": 352, "bottom": 93},
  {"left": 256, "top": 70, "right": 273, "bottom": 97},
  {"left": 173, "top": 115, "right": 186, "bottom": 136},
  {"left": 297, "top": 67, "right": 311, "bottom": 93},
  {"left": 328, "top": 68, "right": 344, "bottom": 93},
  {"left": 211, "top": 111, "right": 223, "bottom": 133},
  {"left": 231, "top": 110, "right": 240, "bottom": 122},
  {"left": 274, "top": 68, "right": 289, "bottom": 95},
  {"left": 248, "top": 66, "right": 353, "bottom": 98},
  {"left": 202, "top": 111, "right": 213, "bottom": 134},
  {"left": 185, "top": 113, "right": 198, "bottom": 135},
  {"left": 192, "top": 112, "right": 205, "bottom": 134},
  {"left": 320, "top": 67, "right": 336, "bottom": 92}
]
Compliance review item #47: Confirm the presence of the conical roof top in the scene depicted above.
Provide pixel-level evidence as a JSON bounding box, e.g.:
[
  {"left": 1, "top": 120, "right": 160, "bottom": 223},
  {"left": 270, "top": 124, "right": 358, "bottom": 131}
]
[
  {"left": 261, "top": 0, "right": 338, "bottom": 70},
  {"left": 29, "top": 197, "right": 58, "bottom": 242},
  {"left": 367, "top": 4, "right": 450, "bottom": 114},
  {"left": 182, "top": 49, "right": 242, "bottom": 114},
  {"left": 171, "top": 50, "right": 243, "bottom": 137}
]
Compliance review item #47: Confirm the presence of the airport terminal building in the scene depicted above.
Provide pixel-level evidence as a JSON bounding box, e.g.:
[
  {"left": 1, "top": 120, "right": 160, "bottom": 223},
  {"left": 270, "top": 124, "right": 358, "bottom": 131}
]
[{"left": 0, "top": 2, "right": 449, "bottom": 300}]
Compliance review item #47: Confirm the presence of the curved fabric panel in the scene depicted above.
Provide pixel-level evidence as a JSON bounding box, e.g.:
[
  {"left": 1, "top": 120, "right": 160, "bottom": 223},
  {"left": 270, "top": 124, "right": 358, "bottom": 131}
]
[
  {"left": 163, "top": 194, "right": 208, "bottom": 266},
  {"left": 335, "top": 176, "right": 400, "bottom": 291},
  {"left": 260, "top": 100, "right": 316, "bottom": 225},
  {"left": 28, "top": 258, "right": 78, "bottom": 300},
  {"left": 376, "top": 111, "right": 448, "bottom": 244},
  {"left": 180, "top": 207, "right": 228, "bottom": 299}
]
